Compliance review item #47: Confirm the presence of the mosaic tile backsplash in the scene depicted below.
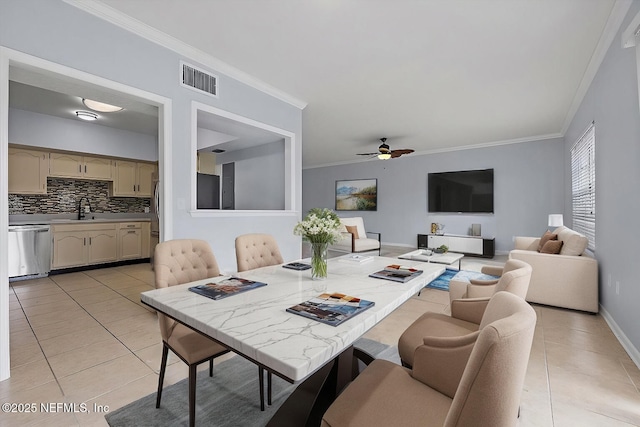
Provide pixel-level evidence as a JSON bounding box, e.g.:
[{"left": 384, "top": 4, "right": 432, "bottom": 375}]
[{"left": 8, "top": 178, "right": 151, "bottom": 215}]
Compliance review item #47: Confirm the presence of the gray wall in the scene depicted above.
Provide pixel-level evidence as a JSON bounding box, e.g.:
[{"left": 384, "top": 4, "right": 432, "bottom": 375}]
[
  {"left": 564, "top": 2, "right": 640, "bottom": 356},
  {"left": 1, "top": 0, "right": 303, "bottom": 272},
  {"left": 216, "top": 140, "right": 285, "bottom": 210},
  {"left": 9, "top": 108, "right": 158, "bottom": 161},
  {"left": 303, "top": 137, "right": 565, "bottom": 254}
]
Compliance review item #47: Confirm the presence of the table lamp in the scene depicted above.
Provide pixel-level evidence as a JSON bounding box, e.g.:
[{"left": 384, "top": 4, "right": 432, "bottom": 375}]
[{"left": 548, "top": 214, "right": 563, "bottom": 229}]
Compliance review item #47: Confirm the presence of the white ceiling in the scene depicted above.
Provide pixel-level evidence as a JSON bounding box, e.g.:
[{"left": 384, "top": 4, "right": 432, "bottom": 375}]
[
  {"left": 9, "top": 67, "right": 159, "bottom": 136},
  {"left": 93, "top": 0, "right": 622, "bottom": 168}
]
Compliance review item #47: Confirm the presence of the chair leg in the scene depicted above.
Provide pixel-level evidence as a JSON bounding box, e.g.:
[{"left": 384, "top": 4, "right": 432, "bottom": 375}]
[
  {"left": 189, "top": 364, "right": 197, "bottom": 427},
  {"left": 267, "top": 371, "right": 272, "bottom": 406},
  {"left": 259, "top": 366, "right": 265, "bottom": 411},
  {"left": 209, "top": 357, "right": 214, "bottom": 377},
  {"left": 156, "top": 343, "right": 169, "bottom": 408}
]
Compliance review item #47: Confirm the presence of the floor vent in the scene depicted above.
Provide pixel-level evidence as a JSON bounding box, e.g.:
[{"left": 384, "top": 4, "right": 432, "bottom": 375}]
[{"left": 181, "top": 61, "right": 218, "bottom": 97}]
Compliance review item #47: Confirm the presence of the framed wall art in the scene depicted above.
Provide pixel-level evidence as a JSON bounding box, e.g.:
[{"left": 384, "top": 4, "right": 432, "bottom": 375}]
[{"left": 335, "top": 179, "right": 377, "bottom": 211}]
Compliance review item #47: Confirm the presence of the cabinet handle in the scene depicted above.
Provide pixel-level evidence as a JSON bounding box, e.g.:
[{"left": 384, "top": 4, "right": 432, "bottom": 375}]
[
  {"left": 89, "top": 237, "right": 92, "bottom": 245},
  {"left": 79, "top": 165, "right": 82, "bottom": 173},
  {"left": 128, "top": 230, "right": 136, "bottom": 234},
  {"left": 84, "top": 165, "right": 87, "bottom": 173},
  {"left": 127, "top": 225, "right": 136, "bottom": 228},
  {"left": 133, "top": 185, "right": 136, "bottom": 192},
  {"left": 84, "top": 237, "right": 86, "bottom": 246}
]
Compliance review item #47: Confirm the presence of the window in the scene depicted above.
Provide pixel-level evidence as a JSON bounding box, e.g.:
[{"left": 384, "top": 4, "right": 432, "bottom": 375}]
[{"left": 571, "top": 122, "right": 595, "bottom": 250}]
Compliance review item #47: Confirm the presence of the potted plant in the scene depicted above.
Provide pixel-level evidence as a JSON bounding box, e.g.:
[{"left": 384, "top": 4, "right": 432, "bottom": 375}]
[{"left": 434, "top": 244, "right": 449, "bottom": 254}]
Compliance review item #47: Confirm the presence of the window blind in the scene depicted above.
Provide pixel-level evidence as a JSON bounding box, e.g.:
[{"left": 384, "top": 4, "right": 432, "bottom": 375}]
[{"left": 571, "top": 122, "right": 595, "bottom": 250}]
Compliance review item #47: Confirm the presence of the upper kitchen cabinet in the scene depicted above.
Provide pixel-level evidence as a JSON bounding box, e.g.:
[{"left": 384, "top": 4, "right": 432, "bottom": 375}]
[
  {"left": 49, "top": 152, "right": 112, "bottom": 180},
  {"left": 8, "top": 147, "right": 48, "bottom": 194},
  {"left": 111, "top": 160, "right": 156, "bottom": 197}
]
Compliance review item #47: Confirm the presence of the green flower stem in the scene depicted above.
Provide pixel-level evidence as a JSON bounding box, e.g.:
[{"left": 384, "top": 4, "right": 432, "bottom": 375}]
[{"left": 311, "top": 243, "right": 328, "bottom": 280}]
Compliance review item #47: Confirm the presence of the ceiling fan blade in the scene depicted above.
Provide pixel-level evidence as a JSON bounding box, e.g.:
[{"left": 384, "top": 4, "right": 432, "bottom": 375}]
[
  {"left": 390, "top": 149, "right": 415, "bottom": 158},
  {"left": 356, "top": 152, "right": 379, "bottom": 156}
]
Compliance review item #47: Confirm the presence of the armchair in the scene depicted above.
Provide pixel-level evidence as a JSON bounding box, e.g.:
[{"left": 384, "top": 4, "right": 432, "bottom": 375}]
[
  {"left": 328, "top": 217, "right": 381, "bottom": 255},
  {"left": 322, "top": 292, "right": 537, "bottom": 427},
  {"left": 448, "top": 259, "right": 532, "bottom": 324}
]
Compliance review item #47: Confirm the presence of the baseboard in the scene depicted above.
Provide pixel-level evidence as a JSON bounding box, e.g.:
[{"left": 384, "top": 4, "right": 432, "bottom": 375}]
[{"left": 599, "top": 305, "right": 640, "bottom": 370}]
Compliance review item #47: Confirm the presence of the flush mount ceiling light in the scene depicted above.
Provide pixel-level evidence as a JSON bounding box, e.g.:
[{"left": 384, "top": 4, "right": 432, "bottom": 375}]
[
  {"left": 82, "top": 98, "right": 124, "bottom": 113},
  {"left": 75, "top": 111, "right": 98, "bottom": 121}
]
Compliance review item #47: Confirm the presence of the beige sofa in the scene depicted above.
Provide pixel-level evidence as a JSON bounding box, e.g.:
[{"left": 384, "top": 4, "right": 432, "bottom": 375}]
[
  {"left": 329, "top": 217, "right": 381, "bottom": 254},
  {"left": 509, "top": 226, "right": 598, "bottom": 313}
]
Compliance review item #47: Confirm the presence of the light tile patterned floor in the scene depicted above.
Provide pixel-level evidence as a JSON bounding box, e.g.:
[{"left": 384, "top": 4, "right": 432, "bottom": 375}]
[{"left": 1, "top": 248, "right": 639, "bottom": 426}]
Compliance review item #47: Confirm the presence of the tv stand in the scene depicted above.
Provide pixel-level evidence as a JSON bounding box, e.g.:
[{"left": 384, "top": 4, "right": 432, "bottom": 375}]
[{"left": 417, "top": 234, "right": 495, "bottom": 258}]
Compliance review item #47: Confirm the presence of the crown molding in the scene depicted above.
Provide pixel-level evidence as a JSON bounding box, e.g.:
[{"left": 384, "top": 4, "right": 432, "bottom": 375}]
[
  {"left": 63, "top": 0, "right": 307, "bottom": 110},
  {"left": 303, "top": 132, "right": 563, "bottom": 170},
  {"left": 560, "top": 0, "right": 632, "bottom": 135}
]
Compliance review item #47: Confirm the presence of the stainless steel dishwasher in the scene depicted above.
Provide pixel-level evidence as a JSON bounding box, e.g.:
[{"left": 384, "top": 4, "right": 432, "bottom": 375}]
[{"left": 8, "top": 224, "right": 51, "bottom": 281}]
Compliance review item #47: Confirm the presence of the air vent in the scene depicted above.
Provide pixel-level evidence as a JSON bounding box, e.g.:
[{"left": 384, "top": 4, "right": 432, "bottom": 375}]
[{"left": 180, "top": 61, "right": 218, "bottom": 97}]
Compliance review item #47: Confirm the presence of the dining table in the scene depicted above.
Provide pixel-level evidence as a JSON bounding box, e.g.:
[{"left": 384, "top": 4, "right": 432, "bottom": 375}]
[{"left": 140, "top": 255, "right": 445, "bottom": 426}]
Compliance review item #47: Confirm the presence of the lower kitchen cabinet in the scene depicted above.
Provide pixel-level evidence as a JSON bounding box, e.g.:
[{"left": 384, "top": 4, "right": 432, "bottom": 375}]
[
  {"left": 51, "top": 221, "right": 150, "bottom": 270},
  {"left": 118, "top": 223, "right": 142, "bottom": 260},
  {"left": 52, "top": 223, "right": 118, "bottom": 269}
]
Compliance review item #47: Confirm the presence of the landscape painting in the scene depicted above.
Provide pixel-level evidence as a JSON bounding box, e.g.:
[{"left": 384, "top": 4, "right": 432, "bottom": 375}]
[{"left": 335, "top": 179, "right": 377, "bottom": 211}]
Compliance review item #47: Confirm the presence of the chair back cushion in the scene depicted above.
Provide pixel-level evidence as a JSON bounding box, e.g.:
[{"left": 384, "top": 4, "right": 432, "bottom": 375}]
[
  {"left": 153, "top": 239, "right": 220, "bottom": 339},
  {"left": 491, "top": 260, "right": 532, "bottom": 300},
  {"left": 154, "top": 239, "right": 220, "bottom": 288},
  {"left": 153, "top": 239, "right": 220, "bottom": 341},
  {"left": 340, "top": 217, "right": 366, "bottom": 240},
  {"left": 444, "top": 292, "right": 536, "bottom": 427},
  {"left": 235, "top": 233, "right": 284, "bottom": 272}
]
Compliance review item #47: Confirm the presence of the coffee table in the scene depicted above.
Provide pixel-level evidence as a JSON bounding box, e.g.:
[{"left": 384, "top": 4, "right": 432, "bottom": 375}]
[{"left": 398, "top": 249, "right": 464, "bottom": 270}]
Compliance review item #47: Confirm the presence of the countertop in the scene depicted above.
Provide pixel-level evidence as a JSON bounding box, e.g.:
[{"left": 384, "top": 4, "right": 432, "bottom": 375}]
[{"left": 9, "top": 213, "right": 152, "bottom": 226}]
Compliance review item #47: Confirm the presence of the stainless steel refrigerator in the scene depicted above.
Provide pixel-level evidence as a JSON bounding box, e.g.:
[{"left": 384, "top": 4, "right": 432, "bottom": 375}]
[
  {"left": 197, "top": 173, "right": 220, "bottom": 209},
  {"left": 150, "top": 173, "right": 160, "bottom": 264}
]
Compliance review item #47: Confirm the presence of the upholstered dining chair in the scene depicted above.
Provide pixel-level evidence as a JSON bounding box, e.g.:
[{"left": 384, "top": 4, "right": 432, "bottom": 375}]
[
  {"left": 322, "top": 292, "right": 537, "bottom": 427},
  {"left": 234, "top": 233, "right": 284, "bottom": 410},
  {"left": 235, "top": 233, "right": 284, "bottom": 273},
  {"left": 447, "top": 259, "right": 532, "bottom": 324},
  {"left": 153, "top": 239, "right": 230, "bottom": 427}
]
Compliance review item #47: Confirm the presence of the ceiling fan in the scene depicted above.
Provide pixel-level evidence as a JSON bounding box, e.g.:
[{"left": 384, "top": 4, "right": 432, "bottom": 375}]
[{"left": 356, "top": 138, "right": 415, "bottom": 160}]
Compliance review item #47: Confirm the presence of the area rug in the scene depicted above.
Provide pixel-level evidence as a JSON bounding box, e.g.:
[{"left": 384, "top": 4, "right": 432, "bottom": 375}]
[
  {"left": 424, "top": 269, "right": 499, "bottom": 291},
  {"left": 105, "top": 338, "right": 394, "bottom": 427}
]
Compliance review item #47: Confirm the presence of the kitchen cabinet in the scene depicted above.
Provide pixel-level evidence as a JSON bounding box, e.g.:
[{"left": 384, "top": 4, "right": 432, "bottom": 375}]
[
  {"left": 49, "top": 153, "right": 112, "bottom": 180},
  {"left": 112, "top": 161, "right": 156, "bottom": 197},
  {"left": 141, "top": 222, "right": 151, "bottom": 258},
  {"left": 118, "top": 222, "right": 142, "bottom": 260},
  {"left": 51, "top": 223, "right": 118, "bottom": 269},
  {"left": 8, "top": 147, "right": 48, "bottom": 194},
  {"left": 197, "top": 152, "right": 217, "bottom": 175}
]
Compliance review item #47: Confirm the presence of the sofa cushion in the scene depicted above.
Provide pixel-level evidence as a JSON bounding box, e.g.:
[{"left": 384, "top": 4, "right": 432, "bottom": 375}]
[
  {"left": 540, "top": 240, "right": 563, "bottom": 254},
  {"left": 345, "top": 225, "right": 359, "bottom": 239},
  {"left": 555, "top": 226, "right": 589, "bottom": 256},
  {"left": 537, "top": 231, "right": 557, "bottom": 252}
]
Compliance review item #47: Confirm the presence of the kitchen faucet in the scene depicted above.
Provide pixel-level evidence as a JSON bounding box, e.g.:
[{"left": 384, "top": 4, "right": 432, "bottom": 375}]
[{"left": 78, "top": 197, "right": 91, "bottom": 220}]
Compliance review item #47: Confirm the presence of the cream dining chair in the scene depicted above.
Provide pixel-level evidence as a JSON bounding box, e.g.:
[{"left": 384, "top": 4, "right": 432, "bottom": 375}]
[
  {"left": 235, "top": 233, "right": 284, "bottom": 410},
  {"left": 323, "top": 292, "right": 537, "bottom": 427},
  {"left": 154, "top": 239, "right": 267, "bottom": 426}
]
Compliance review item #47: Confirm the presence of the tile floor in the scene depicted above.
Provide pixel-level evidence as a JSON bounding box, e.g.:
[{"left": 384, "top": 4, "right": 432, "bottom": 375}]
[{"left": 2, "top": 248, "right": 640, "bottom": 426}]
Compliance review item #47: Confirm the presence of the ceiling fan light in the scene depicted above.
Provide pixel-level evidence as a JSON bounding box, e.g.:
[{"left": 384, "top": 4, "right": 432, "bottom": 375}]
[
  {"left": 378, "top": 153, "right": 391, "bottom": 160},
  {"left": 75, "top": 110, "right": 98, "bottom": 121},
  {"left": 82, "top": 98, "right": 124, "bottom": 113}
]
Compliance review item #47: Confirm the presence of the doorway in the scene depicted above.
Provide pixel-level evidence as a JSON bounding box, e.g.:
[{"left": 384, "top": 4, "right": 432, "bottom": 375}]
[{"left": 0, "top": 47, "right": 173, "bottom": 381}]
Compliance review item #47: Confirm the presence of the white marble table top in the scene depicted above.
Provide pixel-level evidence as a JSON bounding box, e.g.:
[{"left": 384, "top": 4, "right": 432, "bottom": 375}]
[{"left": 141, "top": 255, "right": 444, "bottom": 382}]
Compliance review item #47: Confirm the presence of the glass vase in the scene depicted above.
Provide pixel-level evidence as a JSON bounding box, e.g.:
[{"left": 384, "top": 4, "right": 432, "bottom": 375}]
[{"left": 310, "top": 242, "right": 328, "bottom": 280}]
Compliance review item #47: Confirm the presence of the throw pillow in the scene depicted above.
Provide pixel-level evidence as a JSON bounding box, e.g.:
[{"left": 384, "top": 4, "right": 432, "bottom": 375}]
[
  {"left": 345, "top": 225, "right": 359, "bottom": 239},
  {"left": 540, "top": 240, "right": 563, "bottom": 254},
  {"left": 537, "top": 231, "right": 558, "bottom": 252}
]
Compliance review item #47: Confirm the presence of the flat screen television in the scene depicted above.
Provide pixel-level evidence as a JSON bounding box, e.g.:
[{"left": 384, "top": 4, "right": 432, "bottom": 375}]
[{"left": 428, "top": 169, "right": 494, "bottom": 213}]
